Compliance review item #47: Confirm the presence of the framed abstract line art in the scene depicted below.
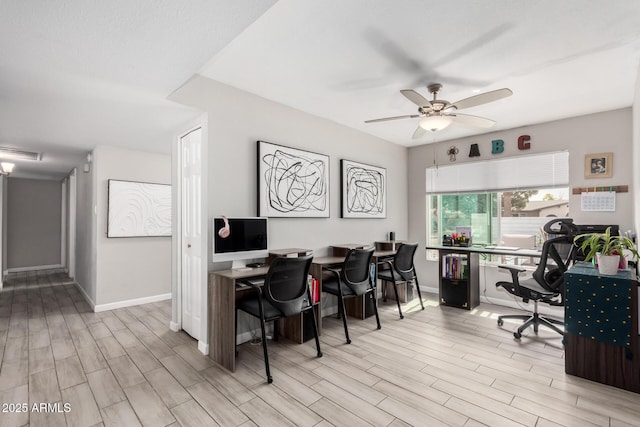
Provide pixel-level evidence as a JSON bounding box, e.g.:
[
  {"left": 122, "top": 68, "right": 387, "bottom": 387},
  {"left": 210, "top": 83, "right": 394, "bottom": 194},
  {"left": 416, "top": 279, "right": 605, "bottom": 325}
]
[
  {"left": 257, "top": 140, "right": 330, "bottom": 217},
  {"left": 341, "top": 159, "right": 386, "bottom": 218},
  {"left": 107, "top": 180, "right": 171, "bottom": 237},
  {"left": 585, "top": 152, "right": 613, "bottom": 179}
]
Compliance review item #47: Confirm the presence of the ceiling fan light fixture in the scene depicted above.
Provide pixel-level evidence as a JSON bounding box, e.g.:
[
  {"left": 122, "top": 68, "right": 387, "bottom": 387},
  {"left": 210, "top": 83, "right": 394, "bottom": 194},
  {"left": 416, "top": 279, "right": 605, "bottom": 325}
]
[
  {"left": 419, "top": 115, "right": 452, "bottom": 132},
  {"left": 0, "top": 162, "right": 15, "bottom": 175}
]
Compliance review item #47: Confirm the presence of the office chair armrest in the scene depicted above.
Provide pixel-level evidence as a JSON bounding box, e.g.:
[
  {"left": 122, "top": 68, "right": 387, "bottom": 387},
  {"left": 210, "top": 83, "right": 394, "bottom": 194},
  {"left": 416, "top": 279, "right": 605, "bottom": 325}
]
[
  {"left": 244, "top": 281, "right": 264, "bottom": 298},
  {"left": 498, "top": 265, "right": 527, "bottom": 285}
]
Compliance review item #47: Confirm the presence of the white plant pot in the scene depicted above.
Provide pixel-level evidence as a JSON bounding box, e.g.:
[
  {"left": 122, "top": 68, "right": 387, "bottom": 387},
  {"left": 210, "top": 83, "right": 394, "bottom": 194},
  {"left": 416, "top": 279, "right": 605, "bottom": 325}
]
[{"left": 597, "top": 254, "right": 620, "bottom": 275}]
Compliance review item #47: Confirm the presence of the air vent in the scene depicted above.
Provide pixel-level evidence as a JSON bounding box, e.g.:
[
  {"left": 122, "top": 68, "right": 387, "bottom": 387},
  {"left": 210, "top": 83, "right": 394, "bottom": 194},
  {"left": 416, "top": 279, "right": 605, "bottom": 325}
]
[{"left": 0, "top": 147, "right": 42, "bottom": 161}]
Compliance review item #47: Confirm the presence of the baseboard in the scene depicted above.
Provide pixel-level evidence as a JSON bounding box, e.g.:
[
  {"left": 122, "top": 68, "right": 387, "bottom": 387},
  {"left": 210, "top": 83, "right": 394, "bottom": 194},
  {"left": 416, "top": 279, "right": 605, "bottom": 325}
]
[
  {"left": 7, "top": 264, "right": 65, "bottom": 273},
  {"left": 169, "top": 321, "right": 181, "bottom": 332},
  {"left": 198, "top": 340, "right": 209, "bottom": 355},
  {"left": 94, "top": 293, "right": 172, "bottom": 313},
  {"left": 74, "top": 282, "right": 96, "bottom": 311}
]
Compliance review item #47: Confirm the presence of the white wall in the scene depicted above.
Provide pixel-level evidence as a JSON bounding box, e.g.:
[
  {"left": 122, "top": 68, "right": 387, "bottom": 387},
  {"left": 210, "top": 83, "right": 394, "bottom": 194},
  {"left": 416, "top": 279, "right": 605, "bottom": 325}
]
[
  {"left": 75, "top": 162, "right": 97, "bottom": 304},
  {"left": 93, "top": 146, "right": 172, "bottom": 307},
  {"left": 6, "top": 178, "right": 62, "bottom": 269},
  {"left": 408, "top": 108, "right": 634, "bottom": 303},
  {"left": 633, "top": 67, "right": 640, "bottom": 238},
  {"left": 170, "top": 75, "right": 409, "bottom": 270}
]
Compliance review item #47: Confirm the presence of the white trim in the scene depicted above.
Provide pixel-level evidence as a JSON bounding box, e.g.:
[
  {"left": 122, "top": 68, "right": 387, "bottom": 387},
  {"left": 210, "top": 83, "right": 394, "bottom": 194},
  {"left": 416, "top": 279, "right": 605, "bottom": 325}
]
[
  {"left": 61, "top": 179, "right": 67, "bottom": 268},
  {"left": 197, "top": 341, "right": 209, "bottom": 355},
  {"left": 94, "top": 293, "right": 172, "bottom": 313},
  {"left": 7, "top": 264, "right": 65, "bottom": 273},
  {"left": 68, "top": 169, "right": 77, "bottom": 279},
  {"left": 169, "top": 321, "right": 181, "bottom": 332}
]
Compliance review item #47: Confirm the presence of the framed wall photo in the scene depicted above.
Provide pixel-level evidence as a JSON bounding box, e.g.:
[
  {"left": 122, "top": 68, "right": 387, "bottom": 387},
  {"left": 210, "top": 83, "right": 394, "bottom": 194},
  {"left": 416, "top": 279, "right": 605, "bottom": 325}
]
[
  {"left": 107, "top": 180, "right": 171, "bottom": 237},
  {"left": 341, "top": 159, "right": 386, "bottom": 218},
  {"left": 585, "top": 152, "right": 613, "bottom": 179},
  {"left": 257, "top": 140, "right": 330, "bottom": 217}
]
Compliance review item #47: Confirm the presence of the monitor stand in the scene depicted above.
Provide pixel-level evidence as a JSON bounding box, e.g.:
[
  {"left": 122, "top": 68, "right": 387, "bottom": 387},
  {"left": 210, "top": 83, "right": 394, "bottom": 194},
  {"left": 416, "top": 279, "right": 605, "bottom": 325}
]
[{"left": 231, "top": 260, "right": 251, "bottom": 271}]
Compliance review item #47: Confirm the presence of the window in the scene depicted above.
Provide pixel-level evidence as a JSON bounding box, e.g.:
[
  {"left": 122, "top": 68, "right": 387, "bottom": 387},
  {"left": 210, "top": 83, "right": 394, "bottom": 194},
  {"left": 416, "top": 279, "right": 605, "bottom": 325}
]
[
  {"left": 428, "top": 188, "right": 570, "bottom": 248},
  {"left": 426, "top": 152, "right": 570, "bottom": 256}
]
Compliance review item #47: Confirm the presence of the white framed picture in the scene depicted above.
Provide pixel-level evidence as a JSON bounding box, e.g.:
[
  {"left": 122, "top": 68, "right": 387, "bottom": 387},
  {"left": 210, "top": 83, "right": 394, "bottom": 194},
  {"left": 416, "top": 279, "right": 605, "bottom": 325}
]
[
  {"left": 341, "top": 159, "right": 386, "bottom": 218},
  {"left": 107, "top": 180, "right": 171, "bottom": 237},
  {"left": 257, "top": 140, "right": 330, "bottom": 218}
]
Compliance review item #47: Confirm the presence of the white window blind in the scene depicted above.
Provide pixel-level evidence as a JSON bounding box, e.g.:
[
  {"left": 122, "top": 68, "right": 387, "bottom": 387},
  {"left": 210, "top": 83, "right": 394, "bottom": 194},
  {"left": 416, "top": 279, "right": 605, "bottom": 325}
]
[{"left": 426, "top": 151, "right": 569, "bottom": 194}]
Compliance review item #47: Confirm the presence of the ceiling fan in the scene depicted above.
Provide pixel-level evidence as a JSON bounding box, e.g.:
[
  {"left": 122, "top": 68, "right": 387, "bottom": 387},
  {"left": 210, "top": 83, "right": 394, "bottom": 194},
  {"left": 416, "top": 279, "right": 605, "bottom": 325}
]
[{"left": 365, "top": 83, "right": 513, "bottom": 139}]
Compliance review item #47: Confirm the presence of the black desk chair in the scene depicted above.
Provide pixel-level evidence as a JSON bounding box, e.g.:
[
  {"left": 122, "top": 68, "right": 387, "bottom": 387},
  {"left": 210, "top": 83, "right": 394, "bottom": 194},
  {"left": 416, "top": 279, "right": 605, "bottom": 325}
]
[
  {"left": 496, "top": 218, "right": 577, "bottom": 339},
  {"left": 323, "top": 247, "right": 381, "bottom": 344},
  {"left": 377, "top": 242, "right": 425, "bottom": 319},
  {"left": 235, "top": 255, "right": 322, "bottom": 383}
]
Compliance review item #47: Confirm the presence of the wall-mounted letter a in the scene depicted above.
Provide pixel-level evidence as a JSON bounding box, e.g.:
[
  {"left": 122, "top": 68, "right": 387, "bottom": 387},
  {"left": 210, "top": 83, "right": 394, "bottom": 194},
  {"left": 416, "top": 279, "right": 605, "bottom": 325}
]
[{"left": 469, "top": 144, "right": 480, "bottom": 157}]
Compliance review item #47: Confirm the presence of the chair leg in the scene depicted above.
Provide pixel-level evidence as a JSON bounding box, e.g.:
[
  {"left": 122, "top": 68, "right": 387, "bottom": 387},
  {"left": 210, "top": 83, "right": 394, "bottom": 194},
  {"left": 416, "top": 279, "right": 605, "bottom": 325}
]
[
  {"left": 391, "top": 282, "right": 403, "bottom": 319},
  {"left": 308, "top": 307, "right": 323, "bottom": 358},
  {"left": 414, "top": 276, "right": 425, "bottom": 310},
  {"left": 258, "top": 316, "right": 272, "bottom": 383},
  {"left": 370, "top": 289, "right": 382, "bottom": 330},
  {"left": 382, "top": 281, "right": 387, "bottom": 302},
  {"left": 337, "top": 293, "right": 351, "bottom": 344}
]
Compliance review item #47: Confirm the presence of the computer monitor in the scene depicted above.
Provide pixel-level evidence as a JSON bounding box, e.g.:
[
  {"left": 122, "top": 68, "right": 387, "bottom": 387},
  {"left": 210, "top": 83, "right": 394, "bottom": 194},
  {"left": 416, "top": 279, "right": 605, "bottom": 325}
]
[
  {"left": 574, "top": 224, "right": 620, "bottom": 261},
  {"left": 212, "top": 217, "right": 268, "bottom": 264}
]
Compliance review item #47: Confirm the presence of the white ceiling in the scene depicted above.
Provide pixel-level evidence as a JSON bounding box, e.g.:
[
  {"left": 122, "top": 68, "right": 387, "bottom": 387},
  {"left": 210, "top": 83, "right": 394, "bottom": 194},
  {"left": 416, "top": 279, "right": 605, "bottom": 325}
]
[{"left": 2, "top": 1, "right": 640, "bottom": 179}]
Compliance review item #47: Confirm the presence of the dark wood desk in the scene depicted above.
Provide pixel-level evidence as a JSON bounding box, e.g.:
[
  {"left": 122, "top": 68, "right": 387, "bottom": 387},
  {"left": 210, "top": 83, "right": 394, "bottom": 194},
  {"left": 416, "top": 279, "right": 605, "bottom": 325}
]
[{"left": 208, "top": 267, "right": 270, "bottom": 372}]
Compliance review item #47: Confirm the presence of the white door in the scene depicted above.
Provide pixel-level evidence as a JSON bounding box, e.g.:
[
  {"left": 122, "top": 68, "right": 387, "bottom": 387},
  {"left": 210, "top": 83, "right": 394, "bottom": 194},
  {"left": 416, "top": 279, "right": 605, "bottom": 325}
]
[{"left": 180, "top": 127, "right": 203, "bottom": 339}]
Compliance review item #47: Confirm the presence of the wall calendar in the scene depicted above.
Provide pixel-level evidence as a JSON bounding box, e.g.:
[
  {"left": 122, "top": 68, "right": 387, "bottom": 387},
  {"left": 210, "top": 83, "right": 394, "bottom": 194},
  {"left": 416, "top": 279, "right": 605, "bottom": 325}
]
[{"left": 580, "top": 191, "right": 616, "bottom": 212}]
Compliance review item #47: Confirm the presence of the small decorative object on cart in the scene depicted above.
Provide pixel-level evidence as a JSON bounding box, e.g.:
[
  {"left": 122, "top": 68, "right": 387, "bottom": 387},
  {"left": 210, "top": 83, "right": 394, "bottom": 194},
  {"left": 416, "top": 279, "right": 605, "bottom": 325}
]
[{"left": 442, "top": 234, "right": 453, "bottom": 246}]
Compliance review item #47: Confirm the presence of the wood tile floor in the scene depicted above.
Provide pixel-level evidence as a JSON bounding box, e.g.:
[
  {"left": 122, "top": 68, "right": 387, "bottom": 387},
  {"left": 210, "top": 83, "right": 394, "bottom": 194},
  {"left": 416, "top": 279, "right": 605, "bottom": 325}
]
[{"left": 2, "top": 269, "right": 640, "bottom": 426}]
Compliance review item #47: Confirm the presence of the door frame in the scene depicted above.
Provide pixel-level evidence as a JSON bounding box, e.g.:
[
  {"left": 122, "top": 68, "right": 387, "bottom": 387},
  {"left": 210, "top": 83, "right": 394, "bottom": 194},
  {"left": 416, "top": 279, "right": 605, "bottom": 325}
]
[{"left": 171, "top": 114, "right": 209, "bottom": 354}]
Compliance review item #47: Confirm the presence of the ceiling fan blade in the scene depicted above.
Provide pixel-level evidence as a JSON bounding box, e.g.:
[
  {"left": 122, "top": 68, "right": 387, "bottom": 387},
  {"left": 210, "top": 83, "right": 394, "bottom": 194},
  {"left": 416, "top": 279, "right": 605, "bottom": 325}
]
[
  {"left": 412, "top": 125, "right": 428, "bottom": 139},
  {"left": 400, "top": 89, "right": 431, "bottom": 107},
  {"left": 364, "top": 114, "right": 420, "bottom": 123},
  {"left": 448, "top": 88, "right": 513, "bottom": 111},
  {"left": 450, "top": 113, "right": 496, "bottom": 129}
]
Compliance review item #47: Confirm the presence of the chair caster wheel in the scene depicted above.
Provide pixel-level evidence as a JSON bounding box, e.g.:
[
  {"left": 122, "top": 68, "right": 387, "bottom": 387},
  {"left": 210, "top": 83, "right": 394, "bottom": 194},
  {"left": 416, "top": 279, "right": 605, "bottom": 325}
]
[
  {"left": 377, "top": 325, "right": 381, "bottom": 330},
  {"left": 513, "top": 332, "right": 522, "bottom": 339},
  {"left": 346, "top": 339, "right": 351, "bottom": 344},
  {"left": 399, "top": 315, "right": 404, "bottom": 319},
  {"left": 267, "top": 377, "right": 273, "bottom": 384},
  {"left": 317, "top": 352, "right": 323, "bottom": 358},
  {"left": 497, "top": 319, "right": 504, "bottom": 326}
]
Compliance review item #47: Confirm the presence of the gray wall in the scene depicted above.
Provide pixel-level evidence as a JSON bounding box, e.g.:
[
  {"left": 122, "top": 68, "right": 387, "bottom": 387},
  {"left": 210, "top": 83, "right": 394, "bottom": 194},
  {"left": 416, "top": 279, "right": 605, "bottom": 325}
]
[
  {"left": 170, "top": 75, "right": 409, "bottom": 269},
  {"left": 408, "top": 108, "right": 634, "bottom": 303},
  {"left": 7, "top": 177, "right": 62, "bottom": 269},
  {"left": 94, "top": 145, "right": 172, "bottom": 307}
]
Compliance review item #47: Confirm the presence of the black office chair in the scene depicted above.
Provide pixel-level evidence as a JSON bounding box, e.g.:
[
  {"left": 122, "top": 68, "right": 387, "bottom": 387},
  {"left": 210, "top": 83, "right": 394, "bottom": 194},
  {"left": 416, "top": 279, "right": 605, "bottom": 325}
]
[
  {"left": 496, "top": 218, "right": 577, "bottom": 339},
  {"left": 377, "top": 242, "right": 424, "bottom": 319},
  {"left": 323, "top": 247, "right": 381, "bottom": 344},
  {"left": 235, "top": 255, "right": 322, "bottom": 383}
]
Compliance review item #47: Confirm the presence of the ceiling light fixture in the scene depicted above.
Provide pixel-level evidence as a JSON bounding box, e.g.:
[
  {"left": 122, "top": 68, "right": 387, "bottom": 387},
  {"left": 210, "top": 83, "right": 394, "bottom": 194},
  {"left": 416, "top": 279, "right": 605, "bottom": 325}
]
[
  {"left": 0, "top": 147, "right": 42, "bottom": 161},
  {"left": 0, "top": 162, "right": 15, "bottom": 176},
  {"left": 419, "top": 115, "right": 453, "bottom": 132}
]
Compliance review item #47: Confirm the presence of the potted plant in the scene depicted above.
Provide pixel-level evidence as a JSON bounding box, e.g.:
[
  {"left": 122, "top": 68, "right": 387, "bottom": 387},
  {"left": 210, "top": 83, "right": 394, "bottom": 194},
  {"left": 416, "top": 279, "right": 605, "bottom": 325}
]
[{"left": 574, "top": 227, "right": 639, "bottom": 275}]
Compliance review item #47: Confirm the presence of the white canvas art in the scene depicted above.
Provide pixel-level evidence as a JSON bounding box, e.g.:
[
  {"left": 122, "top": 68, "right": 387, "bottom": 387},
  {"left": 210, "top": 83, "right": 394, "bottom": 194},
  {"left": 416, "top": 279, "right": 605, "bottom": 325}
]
[
  {"left": 107, "top": 180, "right": 171, "bottom": 237},
  {"left": 258, "top": 141, "right": 330, "bottom": 217},
  {"left": 341, "top": 159, "right": 386, "bottom": 218}
]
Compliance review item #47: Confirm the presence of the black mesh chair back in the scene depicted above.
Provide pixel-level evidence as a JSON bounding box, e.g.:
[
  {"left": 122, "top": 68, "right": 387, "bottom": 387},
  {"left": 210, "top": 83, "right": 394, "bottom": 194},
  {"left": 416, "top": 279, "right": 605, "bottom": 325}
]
[
  {"left": 342, "top": 247, "right": 375, "bottom": 296},
  {"left": 264, "top": 256, "right": 313, "bottom": 317},
  {"left": 393, "top": 243, "right": 418, "bottom": 281},
  {"left": 532, "top": 219, "right": 577, "bottom": 296}
]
